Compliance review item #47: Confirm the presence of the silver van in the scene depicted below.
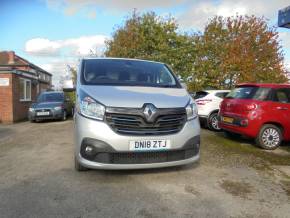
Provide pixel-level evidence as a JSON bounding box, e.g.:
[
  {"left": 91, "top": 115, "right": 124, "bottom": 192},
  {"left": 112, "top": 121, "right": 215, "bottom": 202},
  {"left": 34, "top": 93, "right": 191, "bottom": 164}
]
[{"left": 74, "top": 58, "right": 200, "bottom": 170}]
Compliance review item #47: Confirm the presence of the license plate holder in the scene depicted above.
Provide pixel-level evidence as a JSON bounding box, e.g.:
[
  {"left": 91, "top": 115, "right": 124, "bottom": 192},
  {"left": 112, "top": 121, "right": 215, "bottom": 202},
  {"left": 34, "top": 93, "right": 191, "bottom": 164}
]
[
  {"left": 129, "top": 140, "right": 171, "bottom": 151},
  {"left": 222, "top": 116, "right": 234, "bottom": 124},
  {"left": 37, "top": 111, "right": 50, "bottom": 116}
]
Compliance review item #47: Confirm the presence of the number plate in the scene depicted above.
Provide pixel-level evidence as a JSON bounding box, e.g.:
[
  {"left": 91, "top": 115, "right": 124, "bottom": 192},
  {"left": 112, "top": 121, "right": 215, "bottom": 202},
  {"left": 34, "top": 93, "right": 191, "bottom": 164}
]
[
  {"left": 37, "top": 111, "right": 50, "bottom": 116},
  {"left": 222, "top": 116, "right": 234, "bottom": 123},
  {"left": 129, "top": 140, "right": 171, "bottom": 151}
]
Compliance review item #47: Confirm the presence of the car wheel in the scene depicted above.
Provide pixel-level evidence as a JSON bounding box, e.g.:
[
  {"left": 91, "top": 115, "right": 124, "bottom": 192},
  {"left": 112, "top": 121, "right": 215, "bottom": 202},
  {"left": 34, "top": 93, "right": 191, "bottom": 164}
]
[
  {"left": 62, "top": 110, "right": 67, "bottom": 121},
  {"left": 256, "top": 124, "right": 282, "bottom": 150},
  {"left": 208, "top": 112, "right": 221, "bottom": 131},
  {"left": 74, "top": 156, "right": 88, "bottom": 171}
]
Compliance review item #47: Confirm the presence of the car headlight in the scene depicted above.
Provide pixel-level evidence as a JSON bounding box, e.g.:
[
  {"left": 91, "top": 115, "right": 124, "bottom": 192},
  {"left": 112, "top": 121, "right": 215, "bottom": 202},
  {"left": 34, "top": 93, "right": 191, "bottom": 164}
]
[
  {"left": 79, "top": 95, "right": 105, "bottom": 120},
  {"left": 54, "top": 106, "right": 62, "bottom": 110},
  {"left": 186, "top": 101, "right": 198, "bottom": 120},
  {"left": 29, "top": 108, "right": 34, "bottom": 112}
]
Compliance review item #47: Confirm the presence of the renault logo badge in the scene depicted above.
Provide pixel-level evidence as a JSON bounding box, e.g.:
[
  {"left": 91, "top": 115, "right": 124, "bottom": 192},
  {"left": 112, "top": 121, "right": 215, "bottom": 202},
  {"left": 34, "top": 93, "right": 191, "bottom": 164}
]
[{"left": 143, "top": 104, "right": 157, "bottom": 122}]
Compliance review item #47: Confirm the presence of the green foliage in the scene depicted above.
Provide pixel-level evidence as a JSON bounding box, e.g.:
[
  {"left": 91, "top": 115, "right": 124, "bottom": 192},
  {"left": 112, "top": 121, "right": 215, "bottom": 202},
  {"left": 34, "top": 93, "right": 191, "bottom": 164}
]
[
  {"left": 66, "top": 91, "right": 76, "bottom": 104},
  {"left": 105, "top": 11, "right": 197, "bottom": 80},
  {"left": 191, "top": 15, "right": 288, "bottom": 90}
]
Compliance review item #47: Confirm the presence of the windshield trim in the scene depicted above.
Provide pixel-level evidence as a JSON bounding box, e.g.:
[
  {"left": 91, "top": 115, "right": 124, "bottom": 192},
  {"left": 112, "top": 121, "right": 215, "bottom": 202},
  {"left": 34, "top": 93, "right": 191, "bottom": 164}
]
[{"left": 80, "top": 59, "right": 182, "bottom": 89}]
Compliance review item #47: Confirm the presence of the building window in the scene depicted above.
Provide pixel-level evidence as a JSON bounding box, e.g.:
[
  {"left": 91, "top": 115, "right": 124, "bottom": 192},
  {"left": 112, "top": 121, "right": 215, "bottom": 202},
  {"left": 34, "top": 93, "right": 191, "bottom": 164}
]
[{"left": 19, "top": 78, "right": 31, "bottom": 101}]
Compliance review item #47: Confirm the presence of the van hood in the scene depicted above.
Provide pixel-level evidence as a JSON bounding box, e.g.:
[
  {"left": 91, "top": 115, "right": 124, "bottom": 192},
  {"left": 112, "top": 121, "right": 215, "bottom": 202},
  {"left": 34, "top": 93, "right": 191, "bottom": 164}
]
[{"left": 81, "top": 85, "right": 190, "bottom": 108}]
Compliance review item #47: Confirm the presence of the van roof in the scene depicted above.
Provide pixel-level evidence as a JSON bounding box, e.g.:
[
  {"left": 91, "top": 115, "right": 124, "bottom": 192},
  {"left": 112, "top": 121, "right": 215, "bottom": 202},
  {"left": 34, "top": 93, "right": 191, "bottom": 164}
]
[
  {"left": 81, "top": 57, "right": 164, "bottom": 64},
  {"left": 237, "top": 83, "right": 290, "bottom": 88}
]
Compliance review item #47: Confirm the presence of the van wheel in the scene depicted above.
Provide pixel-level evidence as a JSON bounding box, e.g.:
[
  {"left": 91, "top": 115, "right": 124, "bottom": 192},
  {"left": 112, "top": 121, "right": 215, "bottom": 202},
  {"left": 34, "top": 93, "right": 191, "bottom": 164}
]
[
  {"left": 256, "top": 124, "right": 282, "bottom": 150},
  {"left": 74, "top": 156, "right": 88, "bottom": 171},
  {"left": 208, "top": 112, "right": 221, "bottom": 131}
]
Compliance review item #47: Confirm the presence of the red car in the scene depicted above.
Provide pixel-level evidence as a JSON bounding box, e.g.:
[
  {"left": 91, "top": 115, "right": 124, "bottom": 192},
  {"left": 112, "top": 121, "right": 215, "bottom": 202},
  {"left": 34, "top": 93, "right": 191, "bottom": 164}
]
[{"left": 219, "top": 83, "right": 290, "bottom": 150}]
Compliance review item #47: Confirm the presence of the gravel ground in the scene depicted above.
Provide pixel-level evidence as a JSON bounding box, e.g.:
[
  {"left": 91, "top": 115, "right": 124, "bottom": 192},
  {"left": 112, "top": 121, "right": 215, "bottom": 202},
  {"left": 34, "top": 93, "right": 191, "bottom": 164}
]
[{"left": 0, "top": 119, "right": 289, "bottom": 218}]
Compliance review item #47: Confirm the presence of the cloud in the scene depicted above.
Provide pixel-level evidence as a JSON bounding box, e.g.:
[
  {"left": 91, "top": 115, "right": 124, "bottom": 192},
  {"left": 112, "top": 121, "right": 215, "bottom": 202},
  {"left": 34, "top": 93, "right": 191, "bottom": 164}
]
[
  {"left": 178, "top": 0, "right": 290, "bottom": 30},
  {"left": 87, "top": 10, "right": 97, "bottom": 19},
  {"left": 279, "top": 32, "right": 290, "bottom": 51},
  {"left": 46, "top": 0, "right": 290, "bottom": 27},
  {"left": 39, "top": 59, "right": 78, "bottom": 89},
  {"left": 25, "top": 38, "right": 62, "bottom": 56},
  {"left": 25, "top": 35, "right": 108, "bottom": 57},
  {"left": 46, "top": 0, "right": 186, "bottom": 17},
  {"left": 64, "top": 5, "right": 79, "bottom": 16},
  {"left": 25, "top": 34, "right": 108, "bottom": 88}
]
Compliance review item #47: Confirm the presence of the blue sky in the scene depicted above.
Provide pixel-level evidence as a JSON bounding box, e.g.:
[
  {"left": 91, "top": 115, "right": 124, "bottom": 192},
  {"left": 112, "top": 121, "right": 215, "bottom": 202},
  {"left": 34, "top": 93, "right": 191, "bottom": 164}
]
[{"left": 1, "top": 0, "right": 290, "bottom": 87}]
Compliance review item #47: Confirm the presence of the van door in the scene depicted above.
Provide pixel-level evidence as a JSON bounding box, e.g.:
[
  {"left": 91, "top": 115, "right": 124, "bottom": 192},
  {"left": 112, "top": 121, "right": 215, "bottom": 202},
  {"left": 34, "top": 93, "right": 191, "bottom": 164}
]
[{"left": 271, "top": 88, "right": 290, "bottom": 140}]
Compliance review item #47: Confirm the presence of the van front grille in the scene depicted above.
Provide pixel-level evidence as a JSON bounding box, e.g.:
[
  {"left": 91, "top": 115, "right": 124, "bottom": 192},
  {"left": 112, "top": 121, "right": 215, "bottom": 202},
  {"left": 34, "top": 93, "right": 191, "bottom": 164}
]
[
  {"left": 94, "top": 149, "right": 196, "bottom": 164},
  {"left": 105, "top": 106, "right": 187, "bottom": 136}
]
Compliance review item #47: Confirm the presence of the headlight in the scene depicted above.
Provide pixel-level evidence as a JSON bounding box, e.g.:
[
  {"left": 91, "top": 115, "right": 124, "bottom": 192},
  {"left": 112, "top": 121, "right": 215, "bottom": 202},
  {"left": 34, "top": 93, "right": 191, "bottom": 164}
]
[
  {"left": 79, "top": 96, "right": 105, "bottom": 120},
  {"left": 186, "top": 101, "right": 198, "bottom": 120},
  {"left": 29, "top": 108, "right": 34, "bottom": 112},
  {"left": 54, "top": 106, "right": 62, "bottom": 110}
]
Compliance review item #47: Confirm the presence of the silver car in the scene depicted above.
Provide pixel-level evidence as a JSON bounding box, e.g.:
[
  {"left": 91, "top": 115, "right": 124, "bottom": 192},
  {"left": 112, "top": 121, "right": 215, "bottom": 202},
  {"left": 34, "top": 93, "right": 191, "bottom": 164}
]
[{"left": 74, "top": 58, "right": 200, "bottom": 170}]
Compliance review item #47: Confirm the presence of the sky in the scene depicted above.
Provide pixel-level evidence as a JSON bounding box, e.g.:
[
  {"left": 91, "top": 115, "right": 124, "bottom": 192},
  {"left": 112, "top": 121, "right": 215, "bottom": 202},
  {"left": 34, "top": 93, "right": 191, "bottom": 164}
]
[{"left": 1, "top": 0, "right": 290, "bottom": 87}]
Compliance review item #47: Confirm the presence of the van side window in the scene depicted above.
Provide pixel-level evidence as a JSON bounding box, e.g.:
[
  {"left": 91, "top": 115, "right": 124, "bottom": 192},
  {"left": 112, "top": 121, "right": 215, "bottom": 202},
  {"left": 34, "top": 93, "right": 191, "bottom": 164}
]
[{"left": 273, "top": 89, "right": 290, "bottom": 103}]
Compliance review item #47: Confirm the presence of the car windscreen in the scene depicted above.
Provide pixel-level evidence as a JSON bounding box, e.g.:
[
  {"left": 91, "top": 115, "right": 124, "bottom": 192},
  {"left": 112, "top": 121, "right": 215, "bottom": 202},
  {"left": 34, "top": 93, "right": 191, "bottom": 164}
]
[
  {"left": 37, "top": 93, "right": 64, "bottom": 102},
  {"left": 194, "top": 91, "right": 209, "bottom": 99},
  {"left": 226, "top": 86, "right": 271, "bottom": 100},
  {"left": 81, "top": 59, "right": 180, "bottom": 88}
]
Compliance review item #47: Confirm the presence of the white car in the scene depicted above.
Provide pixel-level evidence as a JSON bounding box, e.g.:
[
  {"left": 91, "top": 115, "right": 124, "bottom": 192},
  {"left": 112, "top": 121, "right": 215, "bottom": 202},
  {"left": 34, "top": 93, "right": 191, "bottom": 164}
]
[{"left": 194, "top": 90, "right": 230, "bottom": 131}]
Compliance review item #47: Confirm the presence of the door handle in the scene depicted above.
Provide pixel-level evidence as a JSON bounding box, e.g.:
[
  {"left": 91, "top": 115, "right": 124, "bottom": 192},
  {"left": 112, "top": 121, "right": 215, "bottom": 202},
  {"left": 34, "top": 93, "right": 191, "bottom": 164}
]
[{"left": 276, "top": 106, "right": 288, "bottom": 110}]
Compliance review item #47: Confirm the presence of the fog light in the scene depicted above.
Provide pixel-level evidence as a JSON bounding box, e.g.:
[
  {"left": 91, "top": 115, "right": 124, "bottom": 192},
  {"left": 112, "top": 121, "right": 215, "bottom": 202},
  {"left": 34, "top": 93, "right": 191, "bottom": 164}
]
[{"left": 85, "top": 145, "right": 94, "bottom": 154}]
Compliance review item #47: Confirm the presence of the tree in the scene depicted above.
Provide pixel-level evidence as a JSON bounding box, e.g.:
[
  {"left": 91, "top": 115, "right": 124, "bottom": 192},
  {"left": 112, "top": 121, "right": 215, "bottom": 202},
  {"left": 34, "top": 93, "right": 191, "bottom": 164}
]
[
  {"left": 105, "top": 11, "right": 198, "bottom": 79},
  {"left": 190, "top": 15, "right": 288, "bottom": 90},
  {"left": 105, "top": 12, "right": 288, "bottom": 91}
]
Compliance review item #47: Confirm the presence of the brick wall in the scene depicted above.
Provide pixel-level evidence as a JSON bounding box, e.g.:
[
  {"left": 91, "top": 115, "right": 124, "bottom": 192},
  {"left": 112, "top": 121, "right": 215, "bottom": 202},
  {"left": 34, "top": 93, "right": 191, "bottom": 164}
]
[
  {"left": 12, "top": 74, "right": 37, "bottom": 122},
  {"left": 0, "top": 73, "right": 13, "bottom": 123},
  {"left": 0, "top": 73, "right": 51, "bottom": 123},
  {"left": 12, "top": 75, "right": 50, "bottom": 122}
]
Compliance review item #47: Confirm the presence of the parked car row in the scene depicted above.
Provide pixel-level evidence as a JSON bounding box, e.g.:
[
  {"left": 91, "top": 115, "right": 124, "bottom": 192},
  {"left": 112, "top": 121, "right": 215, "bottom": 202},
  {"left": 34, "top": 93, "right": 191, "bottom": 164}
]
[
  {"left": 28, "top": 58, "right": 290, "bottom": 172},
  {"left": 196, "top": 83, "right": 290, "bottom": 150}
]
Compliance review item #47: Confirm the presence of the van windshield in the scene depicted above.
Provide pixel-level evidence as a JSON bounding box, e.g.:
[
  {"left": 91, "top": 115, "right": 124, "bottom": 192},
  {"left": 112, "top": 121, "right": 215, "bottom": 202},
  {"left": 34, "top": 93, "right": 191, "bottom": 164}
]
[
  {"left": 226, "top": 86, "right": 271, "bottom": 100},
  {"left": 81, "top": 59, "right": 180, "bottom": 88}
]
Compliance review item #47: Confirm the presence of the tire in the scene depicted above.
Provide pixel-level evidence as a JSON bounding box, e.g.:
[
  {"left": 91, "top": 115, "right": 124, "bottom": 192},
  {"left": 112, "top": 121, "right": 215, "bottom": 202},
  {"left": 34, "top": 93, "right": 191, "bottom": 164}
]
[
  {"left": 74, "top": 156, "right": 88, "bottom": 171},
  {"left": 62, "top": 110, "right": 67, "bottom": 121},
  {"left": 208, "top": 112, "right": 221, "bottom": 131},
  {"left": 255, "top": 124, "right": 282, "bottom": 150}
]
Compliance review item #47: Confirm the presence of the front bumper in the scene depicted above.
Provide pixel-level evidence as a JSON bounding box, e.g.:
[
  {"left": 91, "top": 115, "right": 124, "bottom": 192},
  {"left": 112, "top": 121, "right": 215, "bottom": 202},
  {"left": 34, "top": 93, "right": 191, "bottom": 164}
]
[
  {"left": 218, "top": 114, "right": 260, "bottom": 138},
  {"left": 29, "top": 109, "right": 64, "bottom": 121},
  {"left": 74, "top": 113, "right": 201, "bottom": 170}
]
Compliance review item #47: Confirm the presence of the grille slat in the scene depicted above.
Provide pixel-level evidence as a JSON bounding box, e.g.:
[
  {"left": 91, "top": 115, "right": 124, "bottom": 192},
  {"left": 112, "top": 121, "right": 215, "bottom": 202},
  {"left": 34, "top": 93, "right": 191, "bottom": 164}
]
[{"left": 106, "top": 107, "right": 186, "bottom": 136}]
